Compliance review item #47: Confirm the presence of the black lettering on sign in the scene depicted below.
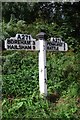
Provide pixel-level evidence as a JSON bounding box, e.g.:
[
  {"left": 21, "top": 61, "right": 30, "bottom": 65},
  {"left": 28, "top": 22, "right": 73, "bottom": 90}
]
[
  {"left": 53, "top": 46, "right": 55, "bottom": 49},
  {"left": 16, "top": 40, "right": 31, "bottom": 45},
  {"left": 19, "top": 45, "right": 31, "bottom": 49},
  {"left": 28, "top": 35, "right": 31, "bottom": 40},
  {"left": 18, "top": 40, "right": 25, "bottom": 44},
  {"left": 57, "top": 42, "right": 62, "bottom": 46},
  {"left": 27, "top": 41, "right": 31, "bottom": 45},
  {"left": 22, "top": 34, "right": 25, "bottom": 40},
  {"left": 49, "top": 46, "right": 51, "bottom": 49},
  {"left": 52, "top": 41, "right": 56, "bottom": 46},
  {"left": 7, "top": 45, "right": 18, "bottom": 49},
  {"left": 33, "top": 46, "right": 35, "bottom": 49},
  {"left": 54, "top": 38, "right": 57, "bottom": 42},
  {"left": 56, "top": 46, "right": 59, "bottom": 50},
  {"left": 33, "top": 41, "right": 35, "bottom": 45},
  {"left": 56, "top": 38, "right": 58, "bottom": 42},
  {"left": 47, "top": 46, "right": 51, "bottom": 49},
  {"left": 17, "top": 40, "right": 21, "bottom": 44},
  {"left": 7, "top": 45, "right": 11, "bottom": 49},
  {"left": 7, "top": 39, "right": 11, "bottom": 44},
  {"left": 47, "top": 42, "right": 51, "bottom": 45},
  {"left": 15, "top": 40, "right": 18, "bottom": 44},
  {"left": 19, "top": 45, "right": 24, "bottom": 49},
  {"left": 27, "top": 45, "right": 31, "bottom": 49},
  {"left": 7, "top": 39, "right": 19, "bottom": 44},
  {"left": 25, "top": 45, "right": 31, "bottom": 49},
  {"left": 7, "top": 44, "right": 33, "bottom": 50},
  {"left": 53, "top": 46, "right": 57, "bottom": 50},
  {"left": 14, "top": 45, "right": 18, "bottom": 49},
  {"left": 25, "top": 35, "right": 28, "bottom": 40},
  {"left": 10, "top": 39, "right": 14, "bottom": 44},
  {"left": 17, "top": 34, "right": 21, "bottom": 40},
  {"left": 15, "top": 45, "right": 18, "bottom": 49}
]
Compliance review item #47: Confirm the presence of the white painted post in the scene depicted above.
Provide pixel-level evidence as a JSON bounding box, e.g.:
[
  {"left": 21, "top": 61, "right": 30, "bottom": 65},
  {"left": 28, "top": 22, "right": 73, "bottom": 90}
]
[{"left": 37, "top": 32, "right": 47, "bottom": 97}]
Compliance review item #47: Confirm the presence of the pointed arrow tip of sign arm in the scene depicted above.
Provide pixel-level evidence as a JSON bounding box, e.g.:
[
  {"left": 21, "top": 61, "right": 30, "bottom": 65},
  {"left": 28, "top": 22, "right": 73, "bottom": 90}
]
[{"left": 65, "top": 43, "right": 68, "bottom": 51}]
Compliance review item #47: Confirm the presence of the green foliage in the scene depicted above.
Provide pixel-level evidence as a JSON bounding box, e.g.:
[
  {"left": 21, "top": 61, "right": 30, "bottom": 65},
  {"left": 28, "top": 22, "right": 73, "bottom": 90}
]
[
  {"left": 2, "top": 51, "right": 39, "bottom": 97},
  {"left": 55, "top": 97, "right": 78, "bottom": 119},
  {"left": 1, "top": 50, "right": 80, "bottom": 119}
]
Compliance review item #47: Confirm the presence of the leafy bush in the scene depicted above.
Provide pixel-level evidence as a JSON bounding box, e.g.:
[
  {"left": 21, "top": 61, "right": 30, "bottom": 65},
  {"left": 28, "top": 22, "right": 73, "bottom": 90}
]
[
  {"left": 1, "top": 50, "right": 80, "bottom": 119},
  {"left": 2, "top": 51, "right": 38, "bottom": 97}
]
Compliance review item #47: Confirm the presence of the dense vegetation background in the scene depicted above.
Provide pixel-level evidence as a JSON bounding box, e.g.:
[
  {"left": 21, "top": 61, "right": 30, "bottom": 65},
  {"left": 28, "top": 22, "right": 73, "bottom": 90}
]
[{"left": 0, "top": 2, "right": 80, "bottom": 119}]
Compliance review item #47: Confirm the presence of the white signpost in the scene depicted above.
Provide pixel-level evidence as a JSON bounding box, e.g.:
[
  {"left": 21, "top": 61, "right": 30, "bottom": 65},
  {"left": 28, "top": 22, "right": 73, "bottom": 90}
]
[{"left": 5, "top": 32, "right": 68, "bottom": 97}]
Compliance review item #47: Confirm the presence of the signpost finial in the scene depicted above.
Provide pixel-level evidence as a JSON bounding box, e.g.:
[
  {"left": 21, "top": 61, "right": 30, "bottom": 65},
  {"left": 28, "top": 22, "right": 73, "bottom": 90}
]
[{"left": 36, "top": 32, "right": 47, "bottom": 40}]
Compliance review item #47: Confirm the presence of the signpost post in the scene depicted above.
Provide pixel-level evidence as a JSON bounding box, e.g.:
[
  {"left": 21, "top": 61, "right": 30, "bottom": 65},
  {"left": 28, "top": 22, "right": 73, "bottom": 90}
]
[
  {"left": 5, "top": 32, "right": 68, "bottom": 97},
  {"left": 36, "top": 32, "right": 47, "bottom": 97}
]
